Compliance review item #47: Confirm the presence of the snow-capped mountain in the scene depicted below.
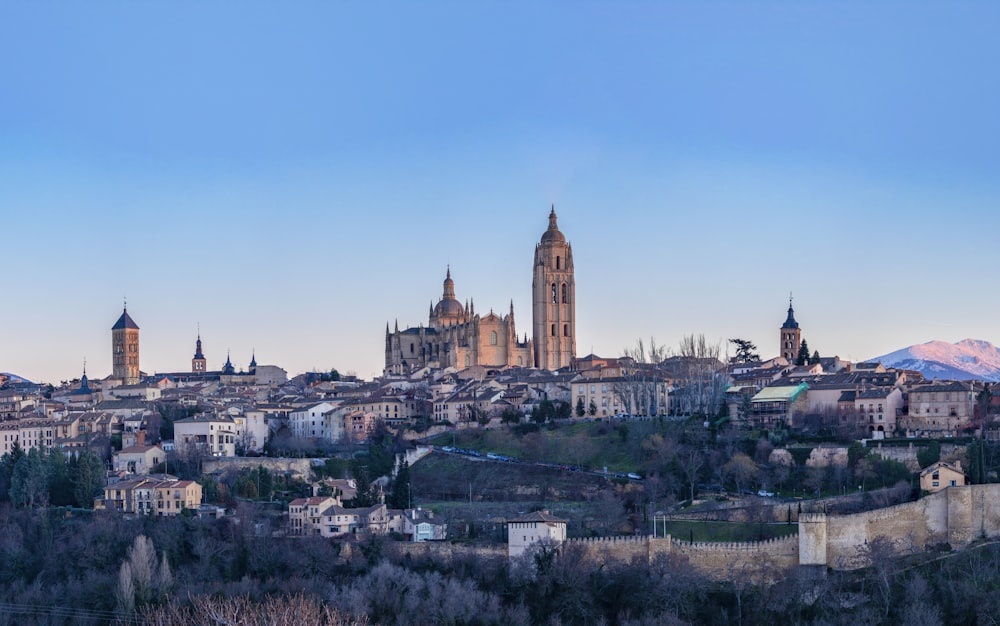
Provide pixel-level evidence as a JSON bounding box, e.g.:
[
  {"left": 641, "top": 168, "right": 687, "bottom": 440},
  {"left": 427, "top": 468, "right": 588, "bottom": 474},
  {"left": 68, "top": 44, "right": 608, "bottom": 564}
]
[
  {"left": 0, "top": 373, "right": 33, "bottom": 385},
  {"left": 872, "top": 339, "right": 1000, "bottom": 382}
]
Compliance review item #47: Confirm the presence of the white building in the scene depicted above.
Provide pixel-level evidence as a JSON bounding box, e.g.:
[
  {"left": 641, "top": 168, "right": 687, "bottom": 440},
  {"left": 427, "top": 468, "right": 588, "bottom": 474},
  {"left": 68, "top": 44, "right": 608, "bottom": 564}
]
[
  {"left": 289, "top": 402, "right": 337, "bottom": 439},
  {"left": 173, "top": 414, "right": 237, "bottom": 457},
  {"left": 507, "top": 510, "right": 567, "bottom": 558}
]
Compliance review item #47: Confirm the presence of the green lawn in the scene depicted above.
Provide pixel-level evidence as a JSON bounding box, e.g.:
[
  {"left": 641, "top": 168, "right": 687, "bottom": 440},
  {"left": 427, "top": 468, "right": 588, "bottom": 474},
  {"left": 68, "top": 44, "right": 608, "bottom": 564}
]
[{"left": 652, "top": 519, "right": 798, "bottom": 543}]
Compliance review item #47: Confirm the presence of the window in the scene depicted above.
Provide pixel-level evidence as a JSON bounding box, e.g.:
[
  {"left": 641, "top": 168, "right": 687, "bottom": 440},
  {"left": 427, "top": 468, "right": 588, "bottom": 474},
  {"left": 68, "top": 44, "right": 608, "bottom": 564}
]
[
  {"left": 490, "top": 331, "right": 497, "bottom": 345},
  {"left": 556, "top": 256, "right": 560, "bottom": 269},
  {"left": 551, "top": 324, "right": 556, "bottom": 336},
  {"left": 561, "top": 283, "right": 568, "bottom": 304},
  {"left": 551, "top": 283, "right": 557, "bottom": 303},
  {"left": 563, "top": 324, "right": 569, "bottom": 336}
]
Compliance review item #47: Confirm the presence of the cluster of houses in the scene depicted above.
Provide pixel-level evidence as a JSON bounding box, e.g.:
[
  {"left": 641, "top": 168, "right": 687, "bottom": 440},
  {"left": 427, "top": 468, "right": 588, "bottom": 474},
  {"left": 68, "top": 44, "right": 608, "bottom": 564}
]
[
  {"left": 727, "top": 357, "right": 991, "bottom": 439},
  {"left": 287, "top": 492, "right": 447, "bottom": 542}
]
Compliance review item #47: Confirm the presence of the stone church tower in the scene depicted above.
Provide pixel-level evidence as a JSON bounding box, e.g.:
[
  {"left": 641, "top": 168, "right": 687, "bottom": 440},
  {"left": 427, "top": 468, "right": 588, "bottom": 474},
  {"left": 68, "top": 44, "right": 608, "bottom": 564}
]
[
  {"left": 112, "top": 304, "right": 140, "bottom": 384},
  {"left": 192, "top": 330, "right": 206, "bottom": 373},
  {"left": 533, "top": 206, "right": 576, "bottom": 370},
  {"left": 780, "top": 296, "right": 801, "bottom": 362}
]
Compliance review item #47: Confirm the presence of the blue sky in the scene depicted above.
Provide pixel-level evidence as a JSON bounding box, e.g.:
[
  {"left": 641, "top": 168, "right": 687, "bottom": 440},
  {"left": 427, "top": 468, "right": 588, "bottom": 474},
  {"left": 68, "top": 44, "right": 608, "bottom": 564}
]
[{"left": 2, "top": 2, "right": 999, "bottom": 384}]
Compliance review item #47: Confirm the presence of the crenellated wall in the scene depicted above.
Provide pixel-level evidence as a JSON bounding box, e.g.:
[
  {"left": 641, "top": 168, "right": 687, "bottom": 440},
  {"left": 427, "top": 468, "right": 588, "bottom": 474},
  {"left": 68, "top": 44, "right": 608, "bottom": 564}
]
[
  {"left": 798, "top": 484, "right": 1000, "bottom": 570},
  {"left": 500, "top": 485, "right": 1000, "bottom": 578},
  {"left": 561, "top": 533, "right": 800, "bottom": 580}
]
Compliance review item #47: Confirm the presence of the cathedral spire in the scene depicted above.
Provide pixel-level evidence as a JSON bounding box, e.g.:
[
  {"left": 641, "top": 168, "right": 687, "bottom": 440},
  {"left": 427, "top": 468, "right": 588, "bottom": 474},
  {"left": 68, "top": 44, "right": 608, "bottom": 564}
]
[{"left": 442, "top": 266, "right": 456, "bottom": 300}]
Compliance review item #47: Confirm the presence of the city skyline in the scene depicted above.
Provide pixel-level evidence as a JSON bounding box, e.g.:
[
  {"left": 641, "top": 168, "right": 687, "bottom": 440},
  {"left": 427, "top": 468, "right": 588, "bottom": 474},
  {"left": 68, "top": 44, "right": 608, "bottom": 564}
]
[{"left": 3, "top": 3, "right": 1000, "bottom": 384}]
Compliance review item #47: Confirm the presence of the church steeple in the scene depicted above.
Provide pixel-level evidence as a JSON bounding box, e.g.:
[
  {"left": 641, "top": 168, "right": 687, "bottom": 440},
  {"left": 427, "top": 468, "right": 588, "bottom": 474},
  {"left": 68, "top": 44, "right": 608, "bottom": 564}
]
[
  {"left": 111, "top": 303, "right": 140, "bottom": 384},
  {"left": 192, "top": 326, "right": 207, "bottom": 373},
  {"left": 79, "top": 359, "right": 90, "bottom": 394},
  {"left": 782, "top": 294, "right": 799, "bottom": 329},
  {"left": 779, "top": 294, "right": 802, "bottom": 362}
]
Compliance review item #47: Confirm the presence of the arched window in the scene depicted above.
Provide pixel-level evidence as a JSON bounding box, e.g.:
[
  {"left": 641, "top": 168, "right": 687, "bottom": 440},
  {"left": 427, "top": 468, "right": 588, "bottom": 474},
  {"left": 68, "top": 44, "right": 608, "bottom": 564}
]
[
  {"left": 517, "top": 356, "right": 523, "bottom": 366},
  {"left": 563, "top": 324, "right": 569, "bottom": 336},
  {"left": 561, "top": 283, "right": 568, "bottom": 304},
  {"left": 490, "top": 331, "right": 497, "bottom": 345},
  {"left": 551, "top": 283, "right": 557, "bottom": 303},
  {"left": 409, "top": 343, "right": 414, "bottom": 354},
  {"left": 556, "top": 256, "right": 561, "bottom": 270},
  {"left": 551, "top": 324, "right": 556, "bottom": 337}
]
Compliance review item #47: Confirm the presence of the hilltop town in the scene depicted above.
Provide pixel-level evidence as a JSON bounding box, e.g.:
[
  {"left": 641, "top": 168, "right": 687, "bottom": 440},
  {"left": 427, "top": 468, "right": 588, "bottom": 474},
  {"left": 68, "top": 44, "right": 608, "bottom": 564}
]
[{"left": 2, "top": 209, "right": 1000, "bottom": 624}]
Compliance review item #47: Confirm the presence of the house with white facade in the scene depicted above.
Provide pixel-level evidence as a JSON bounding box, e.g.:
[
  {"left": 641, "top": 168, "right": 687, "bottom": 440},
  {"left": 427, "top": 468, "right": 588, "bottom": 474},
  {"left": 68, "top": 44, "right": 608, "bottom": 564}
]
[
  {"left": 173, "top": 413, "right": 237, "bottom": 457},
  {"left": 507, "top": 510, "right": 567, "bottom": 558},
  {"left": 289, "top": 402, "right": 337, "bottom": 439}
]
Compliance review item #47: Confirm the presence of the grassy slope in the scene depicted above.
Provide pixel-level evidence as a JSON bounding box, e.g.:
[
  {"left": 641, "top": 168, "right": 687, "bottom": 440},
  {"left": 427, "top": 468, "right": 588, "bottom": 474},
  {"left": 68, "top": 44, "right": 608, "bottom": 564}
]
[{"left": 428, "top": 420, "right": 650, "bottom": 473}]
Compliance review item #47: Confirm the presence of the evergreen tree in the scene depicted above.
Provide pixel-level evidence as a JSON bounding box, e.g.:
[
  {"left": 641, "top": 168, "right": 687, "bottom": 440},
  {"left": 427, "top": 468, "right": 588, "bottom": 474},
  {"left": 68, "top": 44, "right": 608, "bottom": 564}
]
[
  {"left": 728, "top": 338, "right": 760, "bottom": 363},
  {"left": 252, "top": 465, "right": 273, "bottom": 499},
  {"left": 575, "top": 396, "right": 586, "bottom": 417},
  {"left": 588, "top": 400, "right": 597, "bottom": 416},
  {"left": 796, "top": 339, "right": 810, "bottom": 366},
  {"left": 349, "top": 466, "right": 377, "bottom": 507},
  {"left": 10, "top": 447, "right": 49, "bottom": 508},
  {"left": 812, "top": 350, "right": 821, "bottom": 365},
  {"left": 47, "top": 449, "right": 74, "bottom": 506},
  {"left": 387, "top": 459, "right": 411, "bottom": 509}
]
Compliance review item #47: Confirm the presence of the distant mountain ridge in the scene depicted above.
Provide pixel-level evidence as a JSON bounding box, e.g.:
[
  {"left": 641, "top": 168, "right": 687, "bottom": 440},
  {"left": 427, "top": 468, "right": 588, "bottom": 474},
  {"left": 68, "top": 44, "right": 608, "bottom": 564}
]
[
  {"left": 0, "top": 372, "right": 33, "bottom": 385},
  {"left": 872, "top": 339, "right": 1000, "bottom": 382}
]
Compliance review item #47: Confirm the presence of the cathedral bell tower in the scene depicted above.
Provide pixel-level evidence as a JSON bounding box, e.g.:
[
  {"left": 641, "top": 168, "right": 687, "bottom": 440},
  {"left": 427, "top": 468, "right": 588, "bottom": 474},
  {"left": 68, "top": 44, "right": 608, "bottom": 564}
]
[{"left": 533, "top": 206, "right": 576, "bottom": 370}]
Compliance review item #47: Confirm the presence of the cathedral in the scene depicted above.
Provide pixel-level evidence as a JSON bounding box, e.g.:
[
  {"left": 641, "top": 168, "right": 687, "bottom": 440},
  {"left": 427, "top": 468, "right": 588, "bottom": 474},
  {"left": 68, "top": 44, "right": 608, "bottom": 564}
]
[{"left": 384, "top": 208, "right": 577, "bottom": 374}]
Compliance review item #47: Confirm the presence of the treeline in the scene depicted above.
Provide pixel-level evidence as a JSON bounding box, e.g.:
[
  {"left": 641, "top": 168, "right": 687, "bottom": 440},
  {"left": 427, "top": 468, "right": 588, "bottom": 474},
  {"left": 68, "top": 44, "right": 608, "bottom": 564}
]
[
  {"left": 0, "top": 506, "right": 999, "bottom": 624},
  {"left": 0, "top": 445, "right": 104, "bottom": 509}
]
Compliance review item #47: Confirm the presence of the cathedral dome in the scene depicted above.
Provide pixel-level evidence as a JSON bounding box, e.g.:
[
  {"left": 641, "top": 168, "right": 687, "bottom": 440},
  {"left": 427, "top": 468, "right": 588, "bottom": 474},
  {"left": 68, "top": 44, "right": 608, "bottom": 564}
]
[
  {"left": 433, "top": 267, "right": 465, "bottom": 322},
  {"left": 435, "top": 298, "right": 465, "bottom": 318},
  {"left": 540, "top": 206, "right": 566, "bottom": 244}
]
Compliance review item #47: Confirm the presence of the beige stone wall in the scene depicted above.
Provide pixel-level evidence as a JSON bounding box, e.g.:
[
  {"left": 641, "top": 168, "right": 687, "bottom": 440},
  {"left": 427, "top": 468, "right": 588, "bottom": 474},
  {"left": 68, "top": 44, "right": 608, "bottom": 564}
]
[
  {"left": 386, "top": 541, "right": 506, "bottom": 565},
  {"left": 561, "top": 534, "right": 799, "bottom": 581},
  {"left": 806, "top": 446, "right": 849, "bottom": 468},
  {"left": 671, "top": 535, "right": 799, "bottom": 581},
  {"left": 203, "top": 457, "right": 312, "bottom": 481}
]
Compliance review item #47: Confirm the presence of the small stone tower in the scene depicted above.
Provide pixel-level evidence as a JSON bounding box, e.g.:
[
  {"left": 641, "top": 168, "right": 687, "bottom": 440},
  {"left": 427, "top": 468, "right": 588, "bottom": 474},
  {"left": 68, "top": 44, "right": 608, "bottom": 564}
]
[
  {"left": 192, "top": 330, "right": 206, "bottom": 373},
  {"left": 112, "top": 304, "right": 140, "bottom": 384},
  {"left": 533, "top": 206, "right": 576, "bottom": 370},
  {"left": 780, "top": 295, "right": 801, "bottom": 363}
]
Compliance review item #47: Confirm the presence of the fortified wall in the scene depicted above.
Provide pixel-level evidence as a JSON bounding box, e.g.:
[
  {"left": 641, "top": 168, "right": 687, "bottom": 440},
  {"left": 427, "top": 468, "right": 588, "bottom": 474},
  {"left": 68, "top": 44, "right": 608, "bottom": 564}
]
[
  {"left": 543, "top": 485, "right": 1000, "bottom": 578},
  {"left": 800, "top": 483, "right": 1000, "bottom": 569},
  {"left": 562, "top": 534, "right": 800, "bottom": 580}
]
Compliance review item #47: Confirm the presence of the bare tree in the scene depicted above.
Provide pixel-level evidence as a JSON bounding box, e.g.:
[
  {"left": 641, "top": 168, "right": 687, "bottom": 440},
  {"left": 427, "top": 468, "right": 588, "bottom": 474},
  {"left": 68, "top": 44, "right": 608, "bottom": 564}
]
[
  {"left": 678, "top": 444, "right": 705, "bottom": 502},
  {"left": 666, "top": 334, "right": 728, "bottom": 417},
  {"left": 614, "top": 337, "right": 670, "bottom": 416}
]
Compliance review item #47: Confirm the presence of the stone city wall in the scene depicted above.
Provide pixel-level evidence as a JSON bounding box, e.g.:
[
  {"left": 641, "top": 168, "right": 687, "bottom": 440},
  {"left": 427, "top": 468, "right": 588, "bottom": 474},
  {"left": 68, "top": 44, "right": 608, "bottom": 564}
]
[
  {"left": 867, "top": 442, "right": 965, "bottom": 472},
  {"left": 562, "top": 485, "right": 1000, "bottom": 577},
  {"left": 386, "top": 540, "right": 506, "bottom": 565},
  {"left": 203, "top": 457, "right": 313, "bottom": 480},
  {"left": 562, "top": 533, "right": 799, "bottom": 580},
  {"left": 799, "top": 484, "right": 1000, "bottom": 570}
]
